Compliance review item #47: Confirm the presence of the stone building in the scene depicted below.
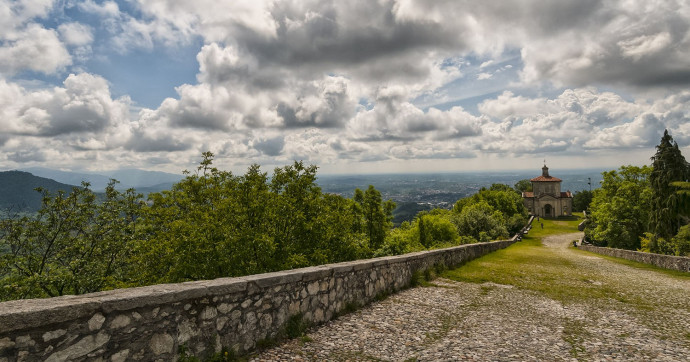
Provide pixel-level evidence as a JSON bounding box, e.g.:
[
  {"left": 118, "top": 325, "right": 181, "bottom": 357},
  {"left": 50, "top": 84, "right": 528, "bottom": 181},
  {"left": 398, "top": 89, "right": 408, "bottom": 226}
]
[{"left": 522, "top": 164, "right": 573, "bottom": 217}]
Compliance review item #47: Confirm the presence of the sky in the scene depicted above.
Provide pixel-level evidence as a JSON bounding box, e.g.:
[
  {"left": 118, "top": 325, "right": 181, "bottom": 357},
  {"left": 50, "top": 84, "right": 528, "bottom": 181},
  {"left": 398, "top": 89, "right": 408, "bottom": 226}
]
[{"left": 2, "top": 0, "right": 690, "bottom": 175}]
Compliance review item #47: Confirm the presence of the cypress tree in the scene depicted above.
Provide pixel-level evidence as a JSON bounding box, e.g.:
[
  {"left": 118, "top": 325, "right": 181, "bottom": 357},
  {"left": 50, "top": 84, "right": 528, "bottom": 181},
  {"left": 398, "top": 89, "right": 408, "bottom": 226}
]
[{"left": 649, "top": 130, "right": 690, "bottom": 244}]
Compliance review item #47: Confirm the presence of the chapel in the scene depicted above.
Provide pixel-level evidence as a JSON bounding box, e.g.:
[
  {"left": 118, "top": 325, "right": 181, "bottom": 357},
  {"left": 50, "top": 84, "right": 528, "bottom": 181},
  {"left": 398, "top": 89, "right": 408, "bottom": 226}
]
[{"left": 522, "top": 164, "right": 573, "bottom": 217}]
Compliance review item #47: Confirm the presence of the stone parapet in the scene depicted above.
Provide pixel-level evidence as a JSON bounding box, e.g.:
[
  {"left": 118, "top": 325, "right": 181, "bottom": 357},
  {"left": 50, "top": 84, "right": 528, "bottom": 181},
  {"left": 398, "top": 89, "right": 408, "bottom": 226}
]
[
  {"left": 0, "top": 236, "right": 517, "bottom": 361},
  {"left": 579, "top": 245, "right": 690, "bottom": 273}
]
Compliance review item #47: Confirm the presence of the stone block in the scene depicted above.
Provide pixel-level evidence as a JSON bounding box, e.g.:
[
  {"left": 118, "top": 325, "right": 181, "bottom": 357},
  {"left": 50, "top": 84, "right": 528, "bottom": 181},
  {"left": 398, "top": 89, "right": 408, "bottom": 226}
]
[
  {"left": 300, "top": 266, "right": 333, "bottom": 282},
  {"left": 149, "top": 333, "right": 174, "bottom": 356},
  {"left": 45, "top": 331, "right": 110, "bottom": 362}
]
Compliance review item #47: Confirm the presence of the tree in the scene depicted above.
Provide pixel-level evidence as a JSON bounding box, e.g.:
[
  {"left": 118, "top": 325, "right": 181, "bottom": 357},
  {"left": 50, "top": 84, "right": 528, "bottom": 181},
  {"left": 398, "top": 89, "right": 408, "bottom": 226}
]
[
  {"left": 453, "top": 185, "right": 527, "bottom": 236},
  {"left": 0, "top": 182, "right": 142, "bottom": 301},
  {"left": 354, "top": 185, "right": 395, "bottom": 250},
  {"left": 572, "top": 190, "right": 593, "bottom": 212},
  {"left": 454, "top": 201, "right": 508, "bottom": 242},
  {"left": 649, "top": 130, "right": 690, "bottom": 244},
  {"left": 416, "top": 210, "right": 459, "bottom": 248},
  {"left": 514, "top": 179, "right": 532, "bottom": 193},
  {"left": 585, "top": 166, "right": 652, "bottom": 250}
]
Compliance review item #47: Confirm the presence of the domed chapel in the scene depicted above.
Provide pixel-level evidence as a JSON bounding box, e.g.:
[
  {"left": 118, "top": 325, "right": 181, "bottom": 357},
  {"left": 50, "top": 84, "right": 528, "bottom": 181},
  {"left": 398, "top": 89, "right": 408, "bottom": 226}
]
[{"left": 522, "top": 164, "right": 573, "bottom": 217}]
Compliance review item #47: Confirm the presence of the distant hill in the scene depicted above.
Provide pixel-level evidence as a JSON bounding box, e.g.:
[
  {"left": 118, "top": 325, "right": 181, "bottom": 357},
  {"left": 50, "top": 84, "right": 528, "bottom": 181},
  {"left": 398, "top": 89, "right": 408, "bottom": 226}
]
[
  {"left": 0, "top": 171, "right": 80, "bottom": 213},
  {"left": 20, "top": 167, "right": 113, "bottom": 190},
  {"left": 19, "top": 167, "right": 184, "bottom": 191}
]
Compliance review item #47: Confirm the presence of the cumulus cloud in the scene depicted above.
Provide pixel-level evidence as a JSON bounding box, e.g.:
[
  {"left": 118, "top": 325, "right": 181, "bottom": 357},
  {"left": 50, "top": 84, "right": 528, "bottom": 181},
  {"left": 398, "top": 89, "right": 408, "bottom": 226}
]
[
  {"left": 0, "top": 73, "right": 130, "bottom": 138},
  {"left": 0, "top": 24, "right": 71, "bottom": 75},
  {"left": 4, "top": 0, "right": 690, "bottom": 172},
  {"left": 58, "top": 22, "right": 93, "bottom": 46}
]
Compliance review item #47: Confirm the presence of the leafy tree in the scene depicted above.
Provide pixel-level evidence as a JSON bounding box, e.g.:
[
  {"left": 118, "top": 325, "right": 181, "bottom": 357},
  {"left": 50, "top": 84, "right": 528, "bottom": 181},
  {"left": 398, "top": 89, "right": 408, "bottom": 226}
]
[
  {"left": 514, "top": 179, "right": 532, "bottom": 193},
  {"left": 454, "top": 185, "right": 527, "bottom": 236},
  {"left": 572, "top": 190, "right": 593, "bottom": 212},
  {"left": 454, "top": 201, "right": 508, "bottom": 241},
  {"left": 377, "top": 222, "right": 424, "bottom": 256},
  {"left": 0, "top": 182, "right": 142, "bottom": 300},
  {"left": 354, "top": 185, "right": 395, "bottom": 250},
  {"left": 416, "top": 210, "right": 460, "bottom": 248},
  {"left": 649, "top": 130, "right": 690, "bottom": 245},
  {"left": 585, "top": 166, "right": 652, "bottom": 250}
]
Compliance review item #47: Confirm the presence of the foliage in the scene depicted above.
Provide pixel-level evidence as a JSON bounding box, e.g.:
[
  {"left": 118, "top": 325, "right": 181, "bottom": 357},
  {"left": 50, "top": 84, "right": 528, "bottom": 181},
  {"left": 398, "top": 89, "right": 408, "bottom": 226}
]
[
  {"left": 572, "top": 190, "right": 593, "bottom": 212},
  {"left": 514, "top": 179, "right": 532, "bottom": 193},
  {"left": 0, "top": 182, "right": 142, "bottom": 300},
  {"left": 585, "top": 166, "right": 652, "bottom": 250},
  {"left": 649, "top": 130, "right": 690, "bottom": 242},
  {"left": 453, "top": 184, "right": 527, "bottom": 236},
  {"left": 0, "top": 152, "right": 530, "bottom": 302},
  {"left": 454, "top": 201, "right": 508, "bottom": 241},
  {"left": 130, "top": 154, "right": 384, "bottom": 286},
  {"left": 353, "top": 185, "right": 396, "bottom": 251}
]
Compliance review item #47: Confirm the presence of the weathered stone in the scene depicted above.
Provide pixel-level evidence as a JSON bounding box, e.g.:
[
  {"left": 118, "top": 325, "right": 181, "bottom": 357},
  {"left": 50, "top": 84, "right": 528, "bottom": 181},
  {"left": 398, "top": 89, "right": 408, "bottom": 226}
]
[
  {"left": 289, "top": 301, "right": 300, "bottom": 315},
  {"left": 230, "top": 310, "right": 242, "bottom": 323},
  {"left": 89, "top": 313, "right": 106, "bottom": 331},
  {"left": 245, "top": 312, "right": 257, "bottom": 331},
  {"left": 110, "top": 349, "right": 129, "bottom": 362},
  {"left": 45, "top": 332, "right": 110, "bottom": 362},
  {"left": 241, "top": 299, "right": 252, "bottom": 309},
  {"left": 307, "top": 282, "right": 319, "bottom": 295},
  {"left": 0, "top": 238, "right": 519, "bottom": 360},
  {"left": 42, "top": 329, "right": 66, "bottom": 342},
  {"left": 217, "top": 303, "right": 232, "bottom": 314},
  {"left": 15, "top": 335, "right": 35, "bottom": 348},
  {"left": 17, "top": 351, "right": 29, "bottom": 362},
  {"left": 177, "top": 319, "right": 197, "bottom": 343},
  {"left": 259, "top": 314, "right": 272, "bottom": 330},
  {"left": 149, "top": 333, "right": 174, "bottom": 356},
  {"left": 200, "top": 306, "right": 217, "bottom": 320},
  {"left": 314, "top": 308, "right": 324, "bottom": 322},
  {"left": 0, "top": 337, "right": 15, "bottom": 349},
  {"left": 216, "top": 316, "right": 228, "bottom": 331},
  {"left": 109, "top": 315, "right": 131, "bottom": 329}
]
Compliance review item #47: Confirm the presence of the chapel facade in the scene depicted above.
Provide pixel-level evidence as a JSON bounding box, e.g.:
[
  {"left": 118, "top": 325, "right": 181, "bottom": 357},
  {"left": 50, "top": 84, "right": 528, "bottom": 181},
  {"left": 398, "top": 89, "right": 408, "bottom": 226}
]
[{"left": 522, "top": 164, "right": 573, "bottom": 217}]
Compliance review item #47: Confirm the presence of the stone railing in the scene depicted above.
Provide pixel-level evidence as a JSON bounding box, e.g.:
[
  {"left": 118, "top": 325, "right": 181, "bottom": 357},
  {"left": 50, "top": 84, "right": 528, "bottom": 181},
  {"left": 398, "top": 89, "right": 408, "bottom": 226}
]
[
  {"left": 0, "top": 236, "right": 518, "bottom": 361},
  {"left": 579, "top": 244, "right": 690, "bottom": 273}
]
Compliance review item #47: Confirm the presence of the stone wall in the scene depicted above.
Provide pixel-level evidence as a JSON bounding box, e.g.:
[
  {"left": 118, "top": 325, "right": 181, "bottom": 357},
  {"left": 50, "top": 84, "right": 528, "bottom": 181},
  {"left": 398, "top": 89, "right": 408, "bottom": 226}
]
[
  {"left": 0, "top": 237, "right": 517, "bottom": 361},
  {"left": 579, "top": 244, "right": 690, "bottom": 273}
]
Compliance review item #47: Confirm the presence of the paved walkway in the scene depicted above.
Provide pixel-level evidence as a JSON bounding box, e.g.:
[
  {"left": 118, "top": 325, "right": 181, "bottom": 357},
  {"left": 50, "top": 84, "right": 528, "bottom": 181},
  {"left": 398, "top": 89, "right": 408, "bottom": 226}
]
[{"left": 251, "top": 233, "right": 690, "bottom": 361}]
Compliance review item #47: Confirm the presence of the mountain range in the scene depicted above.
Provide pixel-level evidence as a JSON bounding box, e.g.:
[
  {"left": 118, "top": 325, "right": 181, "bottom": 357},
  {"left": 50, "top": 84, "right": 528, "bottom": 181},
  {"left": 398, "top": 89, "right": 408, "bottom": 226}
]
[
  {"left": 0, "top": 168, "right": 185, "bottom": 214},
  {"left": 0, "top": 171, "right": 80, "bottom": 213},
  {"left": 19, "top": 167, "right": 184, "bottom": 191}
]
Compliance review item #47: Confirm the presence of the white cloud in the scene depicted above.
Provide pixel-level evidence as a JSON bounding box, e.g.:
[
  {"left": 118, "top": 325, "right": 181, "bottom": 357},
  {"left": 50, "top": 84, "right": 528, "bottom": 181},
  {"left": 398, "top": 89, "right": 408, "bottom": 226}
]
[
  {"left": 58, "top": 22, "right": 93, "bottom": 46},
  {"left": 0, "top": 24, "right": 71, "bottom": 75},
  {"left": 0, "top": 73, "right": 130, "bottom": 138}
]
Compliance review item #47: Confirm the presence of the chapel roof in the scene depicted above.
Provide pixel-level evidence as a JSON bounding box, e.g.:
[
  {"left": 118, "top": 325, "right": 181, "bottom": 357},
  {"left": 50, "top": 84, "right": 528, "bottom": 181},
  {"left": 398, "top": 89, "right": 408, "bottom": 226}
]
[
  {"left": 530, "top": 163, "right": 562, "bottom": 182},
  {"left": 530, "top": 175, "right": 562, "bottom": 182}
]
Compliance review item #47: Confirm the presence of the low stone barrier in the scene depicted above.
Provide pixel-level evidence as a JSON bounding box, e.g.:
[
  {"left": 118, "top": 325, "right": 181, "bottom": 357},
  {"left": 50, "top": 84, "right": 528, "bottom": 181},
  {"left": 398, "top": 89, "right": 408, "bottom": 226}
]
[
  {"left": 579, "top": 244, "right": 690, "bottom": 273},
  {"left": 0, "top": 236, "right": 518, "bottom": 361}
]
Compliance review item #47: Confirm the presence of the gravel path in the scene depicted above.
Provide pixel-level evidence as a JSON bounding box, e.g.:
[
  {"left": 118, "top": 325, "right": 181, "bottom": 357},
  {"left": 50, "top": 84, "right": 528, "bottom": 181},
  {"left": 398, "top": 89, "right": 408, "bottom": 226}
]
[{"left": 251, "top": 233, "right": 690, "bottom": 361}]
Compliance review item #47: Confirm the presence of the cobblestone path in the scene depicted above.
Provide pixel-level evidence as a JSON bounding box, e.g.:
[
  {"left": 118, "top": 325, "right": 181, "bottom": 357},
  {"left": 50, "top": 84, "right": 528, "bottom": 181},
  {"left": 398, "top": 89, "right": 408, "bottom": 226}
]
[{"left": 251, "top": 233, "right": 690, "bottom": 361}]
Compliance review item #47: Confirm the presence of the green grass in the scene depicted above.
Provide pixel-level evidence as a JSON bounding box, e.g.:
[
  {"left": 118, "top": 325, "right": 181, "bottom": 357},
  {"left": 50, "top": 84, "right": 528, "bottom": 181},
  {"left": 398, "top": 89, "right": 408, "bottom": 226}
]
[
  {"left": 562, "top": 318, "right": 591, "bottom": 359},
  {"left": 442, "top": 213, "right": 651, "bottom": 306},
  {"left": 525, "top": 214, "right": 583, "bottom": 239}
]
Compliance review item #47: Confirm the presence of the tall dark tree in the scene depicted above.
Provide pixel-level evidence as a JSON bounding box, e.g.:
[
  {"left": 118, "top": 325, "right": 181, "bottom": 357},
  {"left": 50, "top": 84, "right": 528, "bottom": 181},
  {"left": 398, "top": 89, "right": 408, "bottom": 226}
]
[
  {"left": 572, "top": 190, "right": 593, "bottom": 212},
  {"left": 514, "top": 179, "right": 532, "bottom": 193},
  {"left": 354, "top": 185, "right": 395, "bottom": 250},
  {"left": 649, "top": 130, "right": 690, "bottom": 244}
]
